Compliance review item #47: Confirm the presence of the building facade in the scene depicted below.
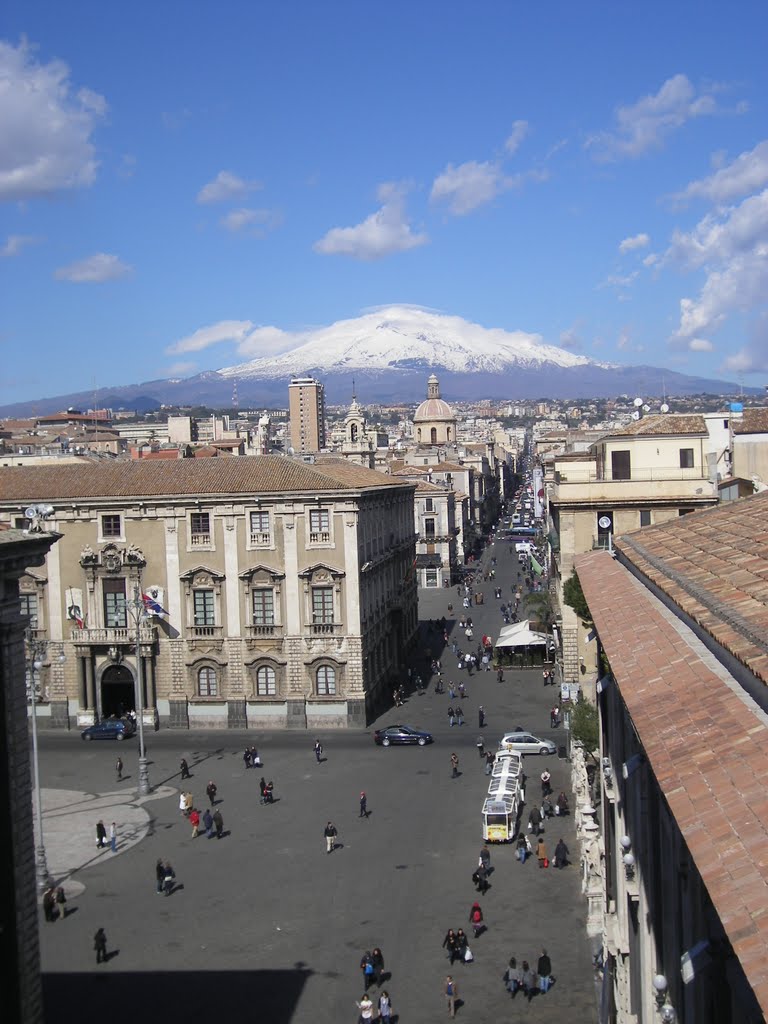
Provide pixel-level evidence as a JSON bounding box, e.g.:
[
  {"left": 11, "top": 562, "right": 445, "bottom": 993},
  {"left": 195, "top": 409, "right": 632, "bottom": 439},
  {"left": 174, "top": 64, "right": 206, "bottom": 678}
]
[
  {"left": 289, "top": 377, "right": 327, "bottom": 454},
  {"left": 0, "top": 458, "right": 417, "bottom": 731}
]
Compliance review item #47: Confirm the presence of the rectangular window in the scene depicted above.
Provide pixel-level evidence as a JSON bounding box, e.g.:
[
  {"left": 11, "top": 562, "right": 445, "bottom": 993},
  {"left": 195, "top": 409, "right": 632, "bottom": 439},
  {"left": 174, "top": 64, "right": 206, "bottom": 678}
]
[
  {"left": 640, "top": 510, "right": 651, "bottom": 527},
  {"left": 252, "top": 589, "right": 275, "bottom": 625},
  {"left": 20, "top": 592, "right": 39, "bottom": 628},
  {"left": 193, "top": 589, "right": 215, "bottom": 626},
  {"left": 101, "top": 514, "right": 122, "bottom": 538},
  {"left": 611, "top": 450, "right": 631, "bottom": 480},
  {"left": 309, "top": 508, "right": 330, "bottom": 543},
  {"left": 312, "top": 586, "right": 334, "bottom": 624},
  {"left": 679, "top": 448, "right": 694, "bottom": 469},
  {"left": 190, "top": 512, "right": 211, "bottom": 546},
  {"left": 249, "top": 510, "right": 271, "bottom": 545},
  {"left": 425, "top": 569, "right": 438, "bottom": 587},
  {"left": 424, "top": 518, "right": 436, "bottom": 538},
  {"left": 103, "top": 578, "right": 127, "bottom": 628},
  {"left": 425, "top": 498, "right": 434, "bottom": 512}
]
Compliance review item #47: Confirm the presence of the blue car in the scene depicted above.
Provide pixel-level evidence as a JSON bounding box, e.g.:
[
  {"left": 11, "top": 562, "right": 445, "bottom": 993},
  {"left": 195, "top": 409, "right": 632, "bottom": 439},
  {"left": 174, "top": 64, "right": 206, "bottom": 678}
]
[
  {"left": 81, "top": 718, "right": 136, "bottom": 741},
  {"left": 374, "top": 724, "right": 433, "bottom": 747}
]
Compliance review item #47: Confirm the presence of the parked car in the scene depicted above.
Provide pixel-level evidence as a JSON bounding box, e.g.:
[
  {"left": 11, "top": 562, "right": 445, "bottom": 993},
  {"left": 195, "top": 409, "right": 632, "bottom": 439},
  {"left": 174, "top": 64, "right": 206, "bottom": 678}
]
[
  {"left": 374, "top": 724, "right": 433, "bottom": 747},
  {"left": 499, "top": 730, "right": 556, "bottom": 756},
  {"left": 81, "top": 717, "right": 136, "bottom": 741}
]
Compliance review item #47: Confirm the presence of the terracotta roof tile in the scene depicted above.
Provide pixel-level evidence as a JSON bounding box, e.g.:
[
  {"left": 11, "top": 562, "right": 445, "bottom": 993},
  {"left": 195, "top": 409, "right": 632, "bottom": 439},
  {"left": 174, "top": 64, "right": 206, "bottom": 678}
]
[
  {"left": 607, "top": 413, "right": 707, "bottom": 437},
  {"left": 732, "top": 408, "right": 768, "bottom": 435}
]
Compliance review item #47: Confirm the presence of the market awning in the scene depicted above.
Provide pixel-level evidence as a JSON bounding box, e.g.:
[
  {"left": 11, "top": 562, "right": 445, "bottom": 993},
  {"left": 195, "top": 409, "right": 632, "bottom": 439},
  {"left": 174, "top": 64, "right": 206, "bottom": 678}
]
[{"left": 495, "top": 619, "right": 549, "bottom": 648}]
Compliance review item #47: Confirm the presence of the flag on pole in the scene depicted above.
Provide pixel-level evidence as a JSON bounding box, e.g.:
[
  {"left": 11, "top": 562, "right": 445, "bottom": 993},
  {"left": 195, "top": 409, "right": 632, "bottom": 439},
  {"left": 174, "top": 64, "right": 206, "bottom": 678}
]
[
  {"left": 530, "top": 554, "right": 544, "bottom": 577},
  {"left": 142, "top": 592, "right": 168, "bottom": 616}
]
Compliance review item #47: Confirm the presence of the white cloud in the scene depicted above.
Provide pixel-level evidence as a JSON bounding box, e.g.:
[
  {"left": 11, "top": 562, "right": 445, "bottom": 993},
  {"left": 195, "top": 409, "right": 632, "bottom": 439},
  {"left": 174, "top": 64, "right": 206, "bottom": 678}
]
[
  {"left": 558, "top": 327, "right": 582, "bottom": 350},
  {"left": 619, "top": 233, "right": 650, "bottom": 253},
  {"left": 721, "top": 313, "right": 768, "bottom": 373},
  {"left": 54, "top": 253, "right": 132, "bottom": 283},
  {"left": 672, "top": 140, "right": 768, "bottom": 204},
  {"left": 688, "top": 337, "right": 714, "bottom": 352},
  {"left": 504, "top": 120, "right": 529, "bottom": 155},
  {"left": 166, "top": 361, "right": 198, "bottom": 377},
  {"left": 2, "top": 234, "right": 38, "bottom": 257},
  {"left": 220, "top": 207, "right": 281, "bottom": 234},
  {"left": 599, "top": 271, "right": 639, "bottom": 290},
  {"left": 0, "top": 39, "right": 107, "bottom": 201},
  {"left": 430, "top": 160, "right": 513, "bottom": 215},
  {"left": 167, "top": 320, "right": 254, "bottom": 355},
  {"left": 314, "top": 183, "right": 427, "bottom": 260},
  {"left": 642, "top": 252, "right": 659, "bottom": 267},
  {"left": 586, "top": 74, "right": 720, "bottom": 161},
  {"left": 236, "top": 326, "right": 300, "bottom": 359},
  {"left": 197, "top": 170, "right": 262, "bottom": 204}
]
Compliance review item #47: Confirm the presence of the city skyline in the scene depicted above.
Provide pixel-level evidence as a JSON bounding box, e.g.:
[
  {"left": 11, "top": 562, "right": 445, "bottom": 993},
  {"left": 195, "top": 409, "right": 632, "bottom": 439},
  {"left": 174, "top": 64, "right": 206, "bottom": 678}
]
[{"left": 2, "top": 2, "right": 768, "bottom": 407}]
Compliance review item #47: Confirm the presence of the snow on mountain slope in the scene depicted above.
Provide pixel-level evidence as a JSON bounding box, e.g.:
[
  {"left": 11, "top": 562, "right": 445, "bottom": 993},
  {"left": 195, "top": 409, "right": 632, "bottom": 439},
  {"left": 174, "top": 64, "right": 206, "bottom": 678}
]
[{"left": 218, "top": 306, "right": 611, "bottom": 379}]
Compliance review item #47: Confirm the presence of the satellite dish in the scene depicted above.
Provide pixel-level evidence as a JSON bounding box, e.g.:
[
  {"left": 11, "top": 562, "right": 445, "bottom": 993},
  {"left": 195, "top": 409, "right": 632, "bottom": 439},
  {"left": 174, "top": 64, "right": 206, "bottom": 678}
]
[
  {"left": 642, "top": 404, "right": 650, "bottom": 413},
  {"left": 660, "top": 403, "right": 670, "bottom": 413},
  {"left": 24, "top": 506, "right": 38, "bottom": 520},
  {"left": 598, "top": 516, "right": 612, "bottom": 529},
  {"left": 631, "top": 411, "right": 641, "bottom": 420},
  {"left": 633, "top": 397, "right": 643, "bottom": 408}
]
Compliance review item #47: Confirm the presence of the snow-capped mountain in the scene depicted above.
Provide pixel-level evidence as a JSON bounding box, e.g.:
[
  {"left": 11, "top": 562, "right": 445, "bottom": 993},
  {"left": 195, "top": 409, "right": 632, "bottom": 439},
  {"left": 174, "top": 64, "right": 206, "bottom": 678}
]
[{"left": 218, "top": 306, "right": 610, "bottom": 380}]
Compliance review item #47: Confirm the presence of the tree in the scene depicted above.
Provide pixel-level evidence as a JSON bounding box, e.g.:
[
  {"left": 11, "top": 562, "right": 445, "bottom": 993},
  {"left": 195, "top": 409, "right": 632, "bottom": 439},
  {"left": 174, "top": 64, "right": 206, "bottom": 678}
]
[
  {"left": 563, "top": 570, "right": 592, "bottom": 623},
  {"left": 571, "top": 699, "right": 599, "bottom": 753},
  {"left": 524, "top": 590, "right": 554, "bottom": 630}
]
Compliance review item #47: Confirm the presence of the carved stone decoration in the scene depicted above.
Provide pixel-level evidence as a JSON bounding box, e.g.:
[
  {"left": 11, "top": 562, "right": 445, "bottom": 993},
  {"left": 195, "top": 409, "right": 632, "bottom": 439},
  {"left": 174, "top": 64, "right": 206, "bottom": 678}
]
[
  {"left": 124, "top": 542, "right": 146, "bottom": 566},
  {"left": 101, "top": 544, "right": 123, "bottom": 573},
  {"left": 80, "top": 544, "right": 98, "bottom": 567}
]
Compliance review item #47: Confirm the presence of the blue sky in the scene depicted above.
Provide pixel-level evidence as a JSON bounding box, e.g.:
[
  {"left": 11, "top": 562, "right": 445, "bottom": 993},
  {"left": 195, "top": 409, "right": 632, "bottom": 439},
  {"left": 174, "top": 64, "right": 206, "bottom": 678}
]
[{"left": 2, "top": 1, "right": 768, "bottom": 405}]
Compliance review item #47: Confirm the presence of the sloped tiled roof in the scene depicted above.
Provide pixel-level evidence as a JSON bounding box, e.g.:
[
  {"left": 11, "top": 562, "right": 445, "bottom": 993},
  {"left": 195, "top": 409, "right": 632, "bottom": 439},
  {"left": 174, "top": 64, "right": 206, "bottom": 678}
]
[
  {"left": 607, "top": 414, "right": 707, "bottom": 437},
  {"left": 575, "top": 549, "right": 768, "bottom": 1015},
  {"left": 732, "top": 408, "right": 768, "bottom": 435},
  {"left": 614, "top": 491, "right": 768, "bottom": 684},
  {"left": 0, "top": 456, "right": 413, "bottom": 502}
]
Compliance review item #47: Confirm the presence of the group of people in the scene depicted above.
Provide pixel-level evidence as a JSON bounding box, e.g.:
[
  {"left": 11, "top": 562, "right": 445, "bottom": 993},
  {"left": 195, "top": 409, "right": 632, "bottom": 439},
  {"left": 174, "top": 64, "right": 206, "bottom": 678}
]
[
  {"left": 42, "top": 886, "right": 67, "bottom": 922},
  {"left": 242, "top": 746, "right": 262, "bottom": 769},
  {"left": 95, "top": 819, "right": 117, "bottom": 852},
  {"left": 356, "top": 949, "right": 391, "bottom": 1022},
  {"left": 155, "top": 858, "right": 176, "bottom": 895},
  {"left": 503, "top": 949, "right": 554, "bottom": 1000}
]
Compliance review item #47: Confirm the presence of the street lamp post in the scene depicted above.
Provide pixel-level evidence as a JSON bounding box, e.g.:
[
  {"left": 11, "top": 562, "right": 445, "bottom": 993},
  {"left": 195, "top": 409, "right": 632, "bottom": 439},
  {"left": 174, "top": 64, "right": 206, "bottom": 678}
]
[
  {"left": 129, "top": 588, "right": 151, "bottom": 796},
  {"left": 27, "top": 640, "right": 64, "bottom": 894}
]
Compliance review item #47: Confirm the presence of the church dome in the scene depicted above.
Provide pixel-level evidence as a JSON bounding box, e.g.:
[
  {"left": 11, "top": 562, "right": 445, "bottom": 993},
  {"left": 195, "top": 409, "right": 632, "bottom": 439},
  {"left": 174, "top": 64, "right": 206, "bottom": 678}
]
[{"left": 414, "top": 374, "right": 455, "bottom": 422}]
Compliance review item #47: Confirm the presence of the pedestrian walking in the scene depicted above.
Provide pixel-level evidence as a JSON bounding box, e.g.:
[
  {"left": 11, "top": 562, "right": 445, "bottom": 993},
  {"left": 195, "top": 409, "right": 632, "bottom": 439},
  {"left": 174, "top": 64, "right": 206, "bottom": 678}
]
[
  {"left": 355, "top": 993, "right": 374, "bottom": 1021},
  {"left": 455, "top": 928, "right": 468, "bottom": 963},
  {"left": 540, "top": 769, "right": 552, "bottom": 798},
  {"left": 448, "top": 705, "right": 456, "bottom": 726},
  {"left": 469, "top": 901, "right": 484, "bottom": 938},
  {"left": 94, "top": 927, "right": 108, "bottom": 965},
  {"left": 180, "top": 758, "right": 191, "bottom": 779},
  {"left": 504, "top": 957, "right": 522, "bottom": 997},
  {"left": 377, "top": 990, "right": 393, "bottom": 1021},
  {"left": 445, "top": 975, "right": 458, "bottom": 1018},
  {"left": 314, "top": 739, "right": 323, "bottom": 762},
  {"left": 264, "top": 780, "right": 274, "bottom": 803},
  {"left": 55, "top": 886, "right": 67, "bottom": 919},
  {"left": 189, "top": 808, "right": 200, "bottom": 838},
  {"left": 442, "top": 928, "right": 458, "bottom": 964},
  {"left": 324, "top": 820, "right": 338, "bottom": 853},
  {"left": 96, "top": 820, "right": 107, "bottom": 848},
  {"left": 556, "top": 792, "right": 569, "bottom": 816},
  {"left": 451, "top": 752, "right": 459, "bottom": 778},
  {"left": 163, "top": 860, "right": 176, "bottom": 895},
  {"left": 115, "top": 757, "right": 123, "bottom": 782},
  {"left": 371, "top": 947, "right": 384, "bottom": 985},
  {"left": 206, "top": 780, "right": 217, "bottom": 806},
  {"left": 497, "top": 668, "right": 504, "bottom": 683},
  {"left": 554, "top": 837, "right": 570, "bottom": 868},
  {"left": 359, "top": 791, "right": 368, "bottom": 818},
  {"left": 484, "top": 750, "right": 494, "bottom": 775},
  {"left": 458, "top": 681, "right": 466, "bottom": 699},
  {"left": 473, "top": 863, "right": 489, "bottom": 894},
  {"left": 360, "top": 951, "right": 375, "bottom": 991},
  {"left": 109, "top": 821, "right": 117, "bottom": 853},
  {"left": 478, "top": 705, "right": 485, "bottom": 728},
  {"left": 528, "top": 805, "right": 542, "bottom": 836},
  {"left": 476, "top": 737, "right": 484, "bottom": 758},
  {"left": 259, "top": 776, "right": 267, "bottom": 804},
  {"left": 243, "top": 748, "right": 251, "bottom": 770},
  {"left": 155, "top": 859, "right": 165, "bottom": 894},
  {"left": 550, "top": 705, "right": 560, "bottom": 728},
  {"left": 202, "top": 808, "right": 213, "bottom": 838},
  {"left": 537, "top": 836, "right": 548, "bottom": 868},
  {"left": 538, "top": 948, "right": 553, "bottom": 992},
  {"left": 250, "top": 745, "right": 261, "bottom": 767},
  {"left": 456, "top": 706, "right": 464, "bottom": 726},
  {"left": 521, "top": 960, "right": 536, "bottom": 1001},
  {"left": 42, "top": 888, "right": 56, "bottom": 922},
  {"left": 212, "top": 808, "right": 224, "bottom": 838},
  {"left": 479, "top": 845, "right": 491, "bottom": 872},
  {"left": 448, "top": 681, "right": 456, "bottom": 699}
]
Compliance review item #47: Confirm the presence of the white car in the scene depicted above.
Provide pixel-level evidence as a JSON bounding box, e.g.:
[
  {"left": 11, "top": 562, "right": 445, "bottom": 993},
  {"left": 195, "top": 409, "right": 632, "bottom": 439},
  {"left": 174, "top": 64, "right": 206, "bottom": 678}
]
[{"left": 499, "top": 730, "right": 556, "bottom": 756}]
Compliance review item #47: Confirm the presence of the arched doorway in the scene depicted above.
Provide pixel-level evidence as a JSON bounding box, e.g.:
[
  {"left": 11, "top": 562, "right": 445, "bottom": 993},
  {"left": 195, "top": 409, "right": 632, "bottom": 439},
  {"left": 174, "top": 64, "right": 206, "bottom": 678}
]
[{"left": 101, "top": 664, "right": 135, "bottom": 718}]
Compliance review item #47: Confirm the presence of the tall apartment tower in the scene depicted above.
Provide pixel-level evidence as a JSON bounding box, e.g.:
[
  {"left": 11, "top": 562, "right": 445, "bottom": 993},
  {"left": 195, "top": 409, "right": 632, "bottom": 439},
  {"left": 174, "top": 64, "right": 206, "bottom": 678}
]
[{"left": 289, "top": 377, "right": 326, "bottom": 454}]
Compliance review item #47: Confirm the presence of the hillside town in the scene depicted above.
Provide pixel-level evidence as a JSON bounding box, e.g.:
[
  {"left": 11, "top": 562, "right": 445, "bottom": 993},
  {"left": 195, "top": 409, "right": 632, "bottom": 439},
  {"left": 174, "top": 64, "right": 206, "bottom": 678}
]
[{"left": 3, "top": 372, "right": 768, "bottom": 1024}]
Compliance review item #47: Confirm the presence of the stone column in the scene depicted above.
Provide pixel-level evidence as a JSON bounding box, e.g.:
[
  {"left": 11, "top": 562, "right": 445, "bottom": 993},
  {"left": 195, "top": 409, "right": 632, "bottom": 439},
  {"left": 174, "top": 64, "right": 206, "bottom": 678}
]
[{"left": 84, "top": 655, "right": 96, "bottom": 716}]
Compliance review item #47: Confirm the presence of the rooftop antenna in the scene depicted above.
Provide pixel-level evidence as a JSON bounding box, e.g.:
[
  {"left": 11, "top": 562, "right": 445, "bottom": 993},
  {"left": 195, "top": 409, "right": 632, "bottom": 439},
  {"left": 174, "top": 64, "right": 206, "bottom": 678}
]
[
  {"left": 352, "top": 375, "right": 356, "bottom": 401},
  {"left": 231, "top": 378, "right": 239, "bottom": 409}
]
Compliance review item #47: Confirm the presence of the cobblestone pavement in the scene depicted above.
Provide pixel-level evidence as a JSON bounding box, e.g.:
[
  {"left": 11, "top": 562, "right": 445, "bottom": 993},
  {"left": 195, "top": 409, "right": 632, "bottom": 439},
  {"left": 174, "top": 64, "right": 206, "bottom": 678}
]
[{"left": 37, "top": 538, "right": 599, "bottom": 1024}]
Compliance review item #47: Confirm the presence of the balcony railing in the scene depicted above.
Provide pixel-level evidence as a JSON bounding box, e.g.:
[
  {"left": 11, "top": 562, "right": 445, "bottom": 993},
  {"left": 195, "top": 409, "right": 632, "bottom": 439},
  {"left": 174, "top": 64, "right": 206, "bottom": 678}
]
[
  {"left": 189, "top": 624, "right": 223, "bottom": 639},
  {"left": 190, "top": 532, "right": 212, "bottom": 546},
  {"left": 310, "top": 622, "right": 342, "bottom": 635},
  {"left": 555, "top": 466, "right": 708, "bottom": 484},
  {"left": 249, "top": 531, "right": 272, "bottom": 546},
  {"left": 309, "top": 531, "right": 331, "bottom": 544},
  {"left": 247, "top": 623, "right": 282, "bottom": 638},
  {"left": 70, "top": 625, "right": 157, "bottom": 644}
]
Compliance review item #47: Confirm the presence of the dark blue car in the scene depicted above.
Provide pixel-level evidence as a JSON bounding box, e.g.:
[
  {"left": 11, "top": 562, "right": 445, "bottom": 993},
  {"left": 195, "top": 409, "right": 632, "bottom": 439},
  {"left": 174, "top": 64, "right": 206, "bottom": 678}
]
[
  {"left": 81, "top": 718, "right": 136, "bottom": 741},
  {"left": 374, "top": 724, "right": 433, "bottom": 747}
]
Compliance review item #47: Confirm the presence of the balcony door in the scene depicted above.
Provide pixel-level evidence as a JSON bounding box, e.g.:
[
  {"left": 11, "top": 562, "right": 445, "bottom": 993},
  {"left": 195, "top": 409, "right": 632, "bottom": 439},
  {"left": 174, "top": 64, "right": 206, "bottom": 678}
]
[
  {"left": 611, "top": 450, "right": 631, "bottom": 480},
  {"left": 103, "top": 578, "right": 127, "bottom": 629}
]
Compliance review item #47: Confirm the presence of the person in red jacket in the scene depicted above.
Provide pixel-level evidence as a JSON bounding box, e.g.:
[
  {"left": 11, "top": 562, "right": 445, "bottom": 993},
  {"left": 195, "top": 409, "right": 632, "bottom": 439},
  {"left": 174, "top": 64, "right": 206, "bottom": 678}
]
[
  {"left": 469, "top": 901, "right": 484, "bottom": 938},
  {"left": 189, "top": 808, "right": 200, "bottom": 838}
]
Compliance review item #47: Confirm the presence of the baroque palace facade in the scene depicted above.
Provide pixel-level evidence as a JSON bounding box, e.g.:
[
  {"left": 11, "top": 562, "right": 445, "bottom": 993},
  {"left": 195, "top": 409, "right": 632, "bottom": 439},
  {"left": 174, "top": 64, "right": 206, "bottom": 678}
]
[{"left": 0, "top": 457, "right": 417, "bottom": 730}]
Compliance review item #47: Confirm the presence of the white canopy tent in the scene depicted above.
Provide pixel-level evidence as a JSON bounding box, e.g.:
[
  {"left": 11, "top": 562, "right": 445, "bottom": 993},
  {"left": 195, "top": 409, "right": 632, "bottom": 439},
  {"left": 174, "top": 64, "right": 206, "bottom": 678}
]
[{"left": 495, "top": 619, "right": 549, "bottom": 649}]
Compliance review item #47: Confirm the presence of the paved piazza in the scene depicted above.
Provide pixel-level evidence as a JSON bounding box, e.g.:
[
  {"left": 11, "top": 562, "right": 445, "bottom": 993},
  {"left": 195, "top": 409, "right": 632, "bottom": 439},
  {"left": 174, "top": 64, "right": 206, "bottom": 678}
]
[{"left": 38, "top": 543, "right": 599, "bottom": 1023}]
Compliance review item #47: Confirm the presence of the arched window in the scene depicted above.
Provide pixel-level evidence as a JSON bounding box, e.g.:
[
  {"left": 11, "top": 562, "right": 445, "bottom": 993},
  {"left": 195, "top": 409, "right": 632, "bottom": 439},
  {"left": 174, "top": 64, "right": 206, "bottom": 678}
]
[
  {"left": 350, "top": 423, "right": 358, "bottom": 442},
  {"left": 316, "top": 665, "right": 337, "bottom": 696},
  {"left": 417, "top": 428, "right": 422, "bottom": 442},
  {"left": 256, "top": 665, "right": 276, "bottom": 696},
  {"left": 430, "top": 427, "right": 437, "bottom": 444},
  {"left": 198, "top": 666, "right": 217, "bottom": 697},
  {"left": 447, "top": 427, "right": 452, "bottom": 442}
]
